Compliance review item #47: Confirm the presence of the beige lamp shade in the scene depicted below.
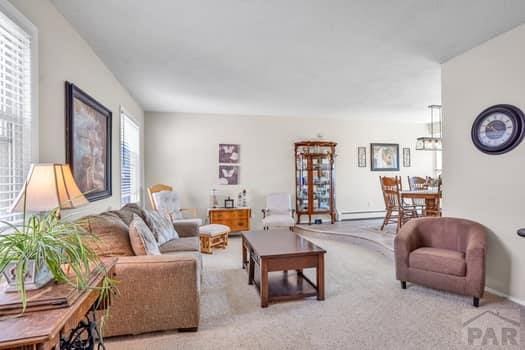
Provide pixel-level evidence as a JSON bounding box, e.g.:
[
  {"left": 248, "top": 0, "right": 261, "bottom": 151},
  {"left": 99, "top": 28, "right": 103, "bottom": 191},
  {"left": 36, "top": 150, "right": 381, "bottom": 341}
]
[{"left": 10, "top": 163, "right": 88, "bottom": 213}]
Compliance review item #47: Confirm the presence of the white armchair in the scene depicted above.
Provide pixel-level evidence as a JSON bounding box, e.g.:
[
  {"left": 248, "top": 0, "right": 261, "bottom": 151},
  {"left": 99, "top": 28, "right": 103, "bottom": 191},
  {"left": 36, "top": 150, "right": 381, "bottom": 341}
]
[
  {"left": 147, "top": 184, "right": 203, "bottom": 226},
  {"left": 261, "top": 193, "right": 295, "bottom": 230}
]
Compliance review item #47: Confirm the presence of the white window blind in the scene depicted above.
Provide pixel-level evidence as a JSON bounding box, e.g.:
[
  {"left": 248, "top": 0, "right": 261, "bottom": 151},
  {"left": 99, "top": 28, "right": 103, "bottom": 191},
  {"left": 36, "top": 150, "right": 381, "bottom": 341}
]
[
  {"left": 120, "top": 109, "right": 140, "bottom": 205},
  {"left": 0, "top": 9, "right": 31, "bottom": 225}
]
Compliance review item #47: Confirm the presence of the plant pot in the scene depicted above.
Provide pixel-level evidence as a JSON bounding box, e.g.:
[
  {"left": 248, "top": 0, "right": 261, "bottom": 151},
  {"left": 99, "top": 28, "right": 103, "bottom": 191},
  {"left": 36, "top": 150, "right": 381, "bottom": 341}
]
[{"left": 2, "top": 260, "right": 53, "bottom": 292}]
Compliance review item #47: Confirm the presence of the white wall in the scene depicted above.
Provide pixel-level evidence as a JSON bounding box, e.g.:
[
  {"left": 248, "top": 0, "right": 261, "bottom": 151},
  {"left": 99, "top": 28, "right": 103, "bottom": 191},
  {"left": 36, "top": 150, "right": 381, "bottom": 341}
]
[
  {"left": 145, "top": 112, "right": 434, "bottom": 227},
  {"left": 442, "top": 24, "right": 525, "bottom": 304},
  {"left": 9, "top": 0, "right": 145, "bottom": 218}
]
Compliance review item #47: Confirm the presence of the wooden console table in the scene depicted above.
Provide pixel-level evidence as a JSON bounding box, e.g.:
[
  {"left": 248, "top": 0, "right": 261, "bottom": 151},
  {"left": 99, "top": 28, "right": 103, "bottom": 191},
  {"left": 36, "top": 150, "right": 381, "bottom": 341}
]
[
  {"left": 208, "top": 207, "right": 251, "bottom": 232},
  {"left": 0, "top": 260, "right": 116, "bottom": 350}
]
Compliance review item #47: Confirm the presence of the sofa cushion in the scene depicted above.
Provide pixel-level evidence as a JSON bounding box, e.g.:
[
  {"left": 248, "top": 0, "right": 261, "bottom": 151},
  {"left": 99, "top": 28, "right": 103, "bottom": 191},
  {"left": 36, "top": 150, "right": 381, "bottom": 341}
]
[
  {"left": 77, "top": 212, "right": 134, "bottom": 257},
  {"left": 409, "top": 247, "right": 466, "bottom": 277},
  {"left": 144, "top": 210, "right": 179, "bottom": 244},
  {"left": 112, "top": 203, "right": 147, "bottom": 226},
  {"left": 159, "top": 237, "right": 200, "bottom": 253},
  {"left": 129, "top": 215, "right": 161, "bottom": 256}
]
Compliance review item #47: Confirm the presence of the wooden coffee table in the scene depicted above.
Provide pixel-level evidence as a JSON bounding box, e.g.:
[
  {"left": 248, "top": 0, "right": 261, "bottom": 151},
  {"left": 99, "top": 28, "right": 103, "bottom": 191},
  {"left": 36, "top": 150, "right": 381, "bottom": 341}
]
[{"left": 241, "top": 230, "right": 326, "bottom": 308}]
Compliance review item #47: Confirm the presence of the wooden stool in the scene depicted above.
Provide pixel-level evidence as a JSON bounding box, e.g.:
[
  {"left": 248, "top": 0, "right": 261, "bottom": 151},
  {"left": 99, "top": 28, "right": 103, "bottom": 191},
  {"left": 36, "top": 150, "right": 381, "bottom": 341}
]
[{"left": 199, "top": 224, "right": 230, "bottom": 254}]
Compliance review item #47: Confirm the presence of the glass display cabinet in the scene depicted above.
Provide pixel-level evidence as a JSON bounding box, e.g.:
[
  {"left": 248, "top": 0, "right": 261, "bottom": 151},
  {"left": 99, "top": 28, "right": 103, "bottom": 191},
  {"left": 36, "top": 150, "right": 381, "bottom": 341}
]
[{"left": 295, "top": 141, "right": 337, "bottom": 224}]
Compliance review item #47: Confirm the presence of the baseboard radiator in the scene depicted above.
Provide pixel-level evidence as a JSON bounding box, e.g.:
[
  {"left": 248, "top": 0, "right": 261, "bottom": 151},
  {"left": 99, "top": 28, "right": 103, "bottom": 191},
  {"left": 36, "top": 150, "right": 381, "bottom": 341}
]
[{"left": 337, "top": 209, "right": 386, "bottom": 221}]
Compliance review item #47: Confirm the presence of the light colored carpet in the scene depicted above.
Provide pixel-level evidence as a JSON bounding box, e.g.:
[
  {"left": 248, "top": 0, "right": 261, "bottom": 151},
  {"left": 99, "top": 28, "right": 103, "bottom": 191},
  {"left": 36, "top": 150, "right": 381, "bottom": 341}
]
[
  {"left": 297, "top": 219, "right": 396, "bottom": 254},
  {"left": 107, "top": 232, "right": 523, "bottom": 350}
]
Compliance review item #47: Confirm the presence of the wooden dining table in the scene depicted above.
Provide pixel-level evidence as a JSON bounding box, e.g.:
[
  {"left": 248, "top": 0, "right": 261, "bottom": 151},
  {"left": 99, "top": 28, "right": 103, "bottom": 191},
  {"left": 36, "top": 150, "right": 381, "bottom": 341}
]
[{"left": 401, "top": 190, "right": 441, "bottom": 217}]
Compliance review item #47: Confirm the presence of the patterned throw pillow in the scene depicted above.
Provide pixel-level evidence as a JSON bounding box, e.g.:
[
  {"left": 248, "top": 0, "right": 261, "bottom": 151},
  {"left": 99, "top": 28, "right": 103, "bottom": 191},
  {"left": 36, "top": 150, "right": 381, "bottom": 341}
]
[
  {"left": 152, "top": 191, "right": 184, "bottom": 220},
  {"left": 128, "top": 214, "right": 161, "bottom": 256},
  {"left": 144, "top": 210, "right": 179, "bottom": 244}
]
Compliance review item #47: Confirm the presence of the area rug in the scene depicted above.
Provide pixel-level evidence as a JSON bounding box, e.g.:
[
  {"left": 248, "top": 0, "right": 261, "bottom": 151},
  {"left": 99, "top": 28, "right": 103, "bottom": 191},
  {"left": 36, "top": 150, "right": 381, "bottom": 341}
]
[{"left": 106, "top": 232, "right": 523, "bottom": 350}]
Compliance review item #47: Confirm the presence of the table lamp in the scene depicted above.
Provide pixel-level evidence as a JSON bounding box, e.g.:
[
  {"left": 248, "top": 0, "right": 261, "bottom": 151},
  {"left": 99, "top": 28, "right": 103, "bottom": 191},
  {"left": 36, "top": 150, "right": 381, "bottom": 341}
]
[{"left": 9, "top": 163, "right": 88, "bottom": 217}]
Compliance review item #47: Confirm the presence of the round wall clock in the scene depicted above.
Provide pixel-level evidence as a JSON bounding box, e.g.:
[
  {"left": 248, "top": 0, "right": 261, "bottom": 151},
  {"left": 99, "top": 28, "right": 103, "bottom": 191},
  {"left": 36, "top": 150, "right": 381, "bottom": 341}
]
[{"left": 471, "top": 104, "right": 525, "bottom": 155}]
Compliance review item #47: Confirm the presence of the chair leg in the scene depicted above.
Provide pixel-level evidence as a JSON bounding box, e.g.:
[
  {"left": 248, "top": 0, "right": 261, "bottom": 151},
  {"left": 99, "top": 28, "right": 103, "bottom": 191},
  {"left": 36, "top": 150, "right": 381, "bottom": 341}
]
[
  {"left": 381, "top": 209, "right": 391, "bottom": 230},
  {"left": 401, "top": 281, "right": 407, "bottom": 289},
  {"left": 473, "top": 297, "right": 479, "bottom": 307}
]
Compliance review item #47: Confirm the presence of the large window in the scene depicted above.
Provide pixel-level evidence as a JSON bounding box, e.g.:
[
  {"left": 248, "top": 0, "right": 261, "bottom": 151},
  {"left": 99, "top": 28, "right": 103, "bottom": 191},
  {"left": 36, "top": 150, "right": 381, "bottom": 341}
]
[
  {"left": 0, "top": 6, "right": 33, "bottom": 225},
  {"left": 120, "top": 108, "right": 140, "bottom": 205}
]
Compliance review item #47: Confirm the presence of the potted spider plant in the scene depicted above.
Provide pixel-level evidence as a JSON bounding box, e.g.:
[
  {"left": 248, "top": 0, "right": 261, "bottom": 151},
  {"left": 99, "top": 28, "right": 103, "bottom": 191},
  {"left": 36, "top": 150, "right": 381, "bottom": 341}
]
[{"left": 0, "top": 208, "right": 115, "bottom": 311}]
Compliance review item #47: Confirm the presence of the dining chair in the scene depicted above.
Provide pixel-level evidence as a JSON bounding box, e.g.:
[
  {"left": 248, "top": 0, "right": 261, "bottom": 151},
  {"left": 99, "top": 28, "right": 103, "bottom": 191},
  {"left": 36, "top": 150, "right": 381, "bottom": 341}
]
[
  {"left": 379, "top": 176, "right": 418, "bottom": 233},
  {"left": 407, "top": 176, "right": 428, "bottom": 215},
  {"left": 425, "top": 176, "right": 443, "bottom": 216}
]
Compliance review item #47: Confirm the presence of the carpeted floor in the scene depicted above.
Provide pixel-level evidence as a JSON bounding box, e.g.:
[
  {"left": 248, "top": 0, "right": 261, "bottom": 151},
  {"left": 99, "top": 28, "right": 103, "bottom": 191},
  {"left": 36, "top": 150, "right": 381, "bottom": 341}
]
[{"left": 107, "top": 231, "right": 523, "bottom": 350}]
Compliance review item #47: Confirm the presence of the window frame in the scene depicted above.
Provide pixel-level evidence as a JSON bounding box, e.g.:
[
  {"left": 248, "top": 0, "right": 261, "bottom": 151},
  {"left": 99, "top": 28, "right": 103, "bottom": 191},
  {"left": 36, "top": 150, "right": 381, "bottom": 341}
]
[{"left": 119, "top": 106, "right": 141, "bottom": 205}]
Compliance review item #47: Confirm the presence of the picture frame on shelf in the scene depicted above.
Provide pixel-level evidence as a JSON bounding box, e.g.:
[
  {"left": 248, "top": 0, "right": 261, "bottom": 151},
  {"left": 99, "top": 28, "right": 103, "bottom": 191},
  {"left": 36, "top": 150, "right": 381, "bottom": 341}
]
[{"left": 370, "top": 143, "right": 399, "bottom": 171}]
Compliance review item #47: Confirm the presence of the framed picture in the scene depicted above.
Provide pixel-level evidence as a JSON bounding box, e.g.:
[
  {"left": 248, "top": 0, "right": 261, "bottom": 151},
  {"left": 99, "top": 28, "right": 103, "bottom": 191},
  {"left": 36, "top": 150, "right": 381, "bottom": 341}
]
[
  {"left": 403, "top": 147, "right": 411, "bottom": 167},
  {"left": 357, "top": 146, "right": 367, "bottom": 167},
  {"left": 218, "top": 165, "right": 240, "bottom": 185},
  {"left": 65, "top": 82, "right": 112, "bottom": 202},
  {"left": 219, "top": 144, "right": 240, "bottom": 163},
  {"left": 370, "top": 143, "right": 399, "bottom": 171}
]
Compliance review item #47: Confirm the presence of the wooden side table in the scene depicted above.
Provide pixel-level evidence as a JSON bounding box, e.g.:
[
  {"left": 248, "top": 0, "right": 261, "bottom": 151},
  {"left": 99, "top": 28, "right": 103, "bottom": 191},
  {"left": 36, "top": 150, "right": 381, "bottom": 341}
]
[
  {"left": 208, "top": 207, "right": 251, "bottom": 232},
  {"left": 0, "top": 260, "right": 116, "bottom": 350}
]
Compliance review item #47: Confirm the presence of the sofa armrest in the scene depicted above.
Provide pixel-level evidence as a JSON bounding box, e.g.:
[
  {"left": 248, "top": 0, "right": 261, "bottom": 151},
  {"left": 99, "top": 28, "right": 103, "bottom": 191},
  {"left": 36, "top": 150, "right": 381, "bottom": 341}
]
[
  {"left": 394, "top": 219, "right": 422, "bottom": 281},
  {"left": 173, "top": 220, "right": 200, "bottom": 237},
  {"left": 102, "top": 255, "right": 200, "bottom": 337},
  {"left": 465, "top": 225, "right": 487, "bottom": 297}
]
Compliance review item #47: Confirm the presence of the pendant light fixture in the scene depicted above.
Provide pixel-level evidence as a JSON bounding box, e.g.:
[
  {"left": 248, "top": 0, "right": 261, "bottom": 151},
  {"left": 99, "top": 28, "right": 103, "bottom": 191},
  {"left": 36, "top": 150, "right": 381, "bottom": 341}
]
[{"left": 416, "top": 104, "right": 442, "bottom": 151}]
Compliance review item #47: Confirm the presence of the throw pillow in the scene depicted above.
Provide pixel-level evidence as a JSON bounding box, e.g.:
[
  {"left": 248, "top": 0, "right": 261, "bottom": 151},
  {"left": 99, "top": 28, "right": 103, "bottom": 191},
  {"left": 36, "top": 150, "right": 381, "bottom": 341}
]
[
  {"left": 129, "top": 214, "right": 161, "bottom": 256},
  {"left": 144, "top": 210, "right": 179, "bottom": 244},
  {"left": 152, "top": 191, "right": 184, "bottom": 220}
]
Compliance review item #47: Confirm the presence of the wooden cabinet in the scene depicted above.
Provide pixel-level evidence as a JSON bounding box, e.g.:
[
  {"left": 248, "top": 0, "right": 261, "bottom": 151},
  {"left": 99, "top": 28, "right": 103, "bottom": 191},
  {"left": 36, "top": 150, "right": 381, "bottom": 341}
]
[
  {"left": 208, "top": 208, "right": 251, "bottom": 232},
  {"left": 295, "top": 141, "right": 337, "bottom": 225}
]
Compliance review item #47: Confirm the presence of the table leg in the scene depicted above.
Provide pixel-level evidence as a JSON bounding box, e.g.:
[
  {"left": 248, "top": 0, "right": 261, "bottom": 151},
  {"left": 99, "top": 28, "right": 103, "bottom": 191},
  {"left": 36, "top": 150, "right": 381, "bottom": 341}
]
[
  {"left": 260, "top": 258, "right": 269, "bottom": 308},
  {"left": 317, "top": 254, "right": 325, "bottom": 301},
  {"left": 248, "top": 250, "right": 255, "bottom": 285},
  {"left": 242, "top": 236, "right": 247, "bottom": 269}
]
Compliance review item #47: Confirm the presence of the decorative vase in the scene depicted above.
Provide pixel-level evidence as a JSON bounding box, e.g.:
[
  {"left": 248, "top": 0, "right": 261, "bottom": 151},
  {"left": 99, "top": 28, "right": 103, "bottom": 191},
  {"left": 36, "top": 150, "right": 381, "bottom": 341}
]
[{"left": 2, "top": 260, "right": 53, "bottom": 292}]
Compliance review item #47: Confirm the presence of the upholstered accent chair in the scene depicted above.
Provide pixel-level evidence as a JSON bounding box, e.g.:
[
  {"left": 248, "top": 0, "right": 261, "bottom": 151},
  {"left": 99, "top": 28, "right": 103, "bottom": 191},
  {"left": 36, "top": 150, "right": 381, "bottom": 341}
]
[
  {"left": 147, "top": 184, "right": 202, "bottom": 226},
  {"left": 262, "top": 193, "right": 295, "bottom": 230},
  {"left": 395, "top": 217, "right": 487, "bottom": 307}
]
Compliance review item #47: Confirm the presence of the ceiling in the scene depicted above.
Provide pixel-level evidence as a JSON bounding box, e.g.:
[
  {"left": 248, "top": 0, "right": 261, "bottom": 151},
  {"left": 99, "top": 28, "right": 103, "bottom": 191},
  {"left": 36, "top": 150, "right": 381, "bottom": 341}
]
[{"left": 51, "top": 0, "right": 525, "bottom": 121}]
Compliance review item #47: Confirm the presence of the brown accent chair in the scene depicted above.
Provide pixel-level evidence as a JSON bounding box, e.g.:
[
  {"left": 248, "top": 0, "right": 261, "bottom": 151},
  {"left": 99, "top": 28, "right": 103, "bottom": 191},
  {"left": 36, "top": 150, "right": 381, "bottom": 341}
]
[
  {"left": 77, "top": 203, "right": 201, "bottom": 337},
  {"left": 395, "top": 217, "right": 487, "bottom": 307},
  {"left": 380, "top": 176, "right": 418, "bottom": 232},
  {"left": 147, "top": 184, "right": 200, "bottom": 225}
]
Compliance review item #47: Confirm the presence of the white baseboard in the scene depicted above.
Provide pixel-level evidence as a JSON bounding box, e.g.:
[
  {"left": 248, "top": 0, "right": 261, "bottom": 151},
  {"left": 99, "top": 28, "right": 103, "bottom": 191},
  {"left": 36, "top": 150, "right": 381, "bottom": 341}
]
[
  {"left": 485, "top": 287, "right": 525, "bottom": 306},
  {"left": 338, "top": 209, "right": 385, "bottom": 221}
]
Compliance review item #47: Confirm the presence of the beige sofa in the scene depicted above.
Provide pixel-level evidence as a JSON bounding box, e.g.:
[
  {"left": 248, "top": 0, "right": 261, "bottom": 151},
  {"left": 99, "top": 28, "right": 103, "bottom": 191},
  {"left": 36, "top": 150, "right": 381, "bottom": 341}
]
[
  {"left": 395, "top": 217, "right": 487, "bottom": 307},
  {"left": 78, "top": 204, "right": 201, "bottom": 337}
]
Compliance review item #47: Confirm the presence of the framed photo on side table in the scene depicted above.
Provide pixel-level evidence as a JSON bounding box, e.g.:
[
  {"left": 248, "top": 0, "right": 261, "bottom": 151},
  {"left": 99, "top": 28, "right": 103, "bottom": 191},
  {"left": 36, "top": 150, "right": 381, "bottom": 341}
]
[
  {"left": 65, "top": 82, "right": 112, "bottom": 202},
  {"left": 370, "top": 143, "right": 399, "bottom": 171}
]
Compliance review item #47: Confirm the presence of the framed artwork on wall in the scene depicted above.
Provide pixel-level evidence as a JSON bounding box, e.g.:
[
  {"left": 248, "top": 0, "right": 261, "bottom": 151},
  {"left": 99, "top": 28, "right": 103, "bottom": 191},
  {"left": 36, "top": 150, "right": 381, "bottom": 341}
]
[
  {"left": 357, "top": 146, "right": 367, "bottom": 167},
  {"left": 218, "top": 143, "right": 240, "bottom": 185},
  {"left": 219, "top": 144, "right": 240, "bottom": 163},
  {"left": 403, "top": 147, "right": 411, "bottom": 167},
  {"left": 65, "top": 82, "right": 112, "bottom": 202},
  {"left": 370, "top": 143, "right": 399, "bottom": 171},
  {"left": 218, "top": 165, "right": 240, "bottom": 185}
]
